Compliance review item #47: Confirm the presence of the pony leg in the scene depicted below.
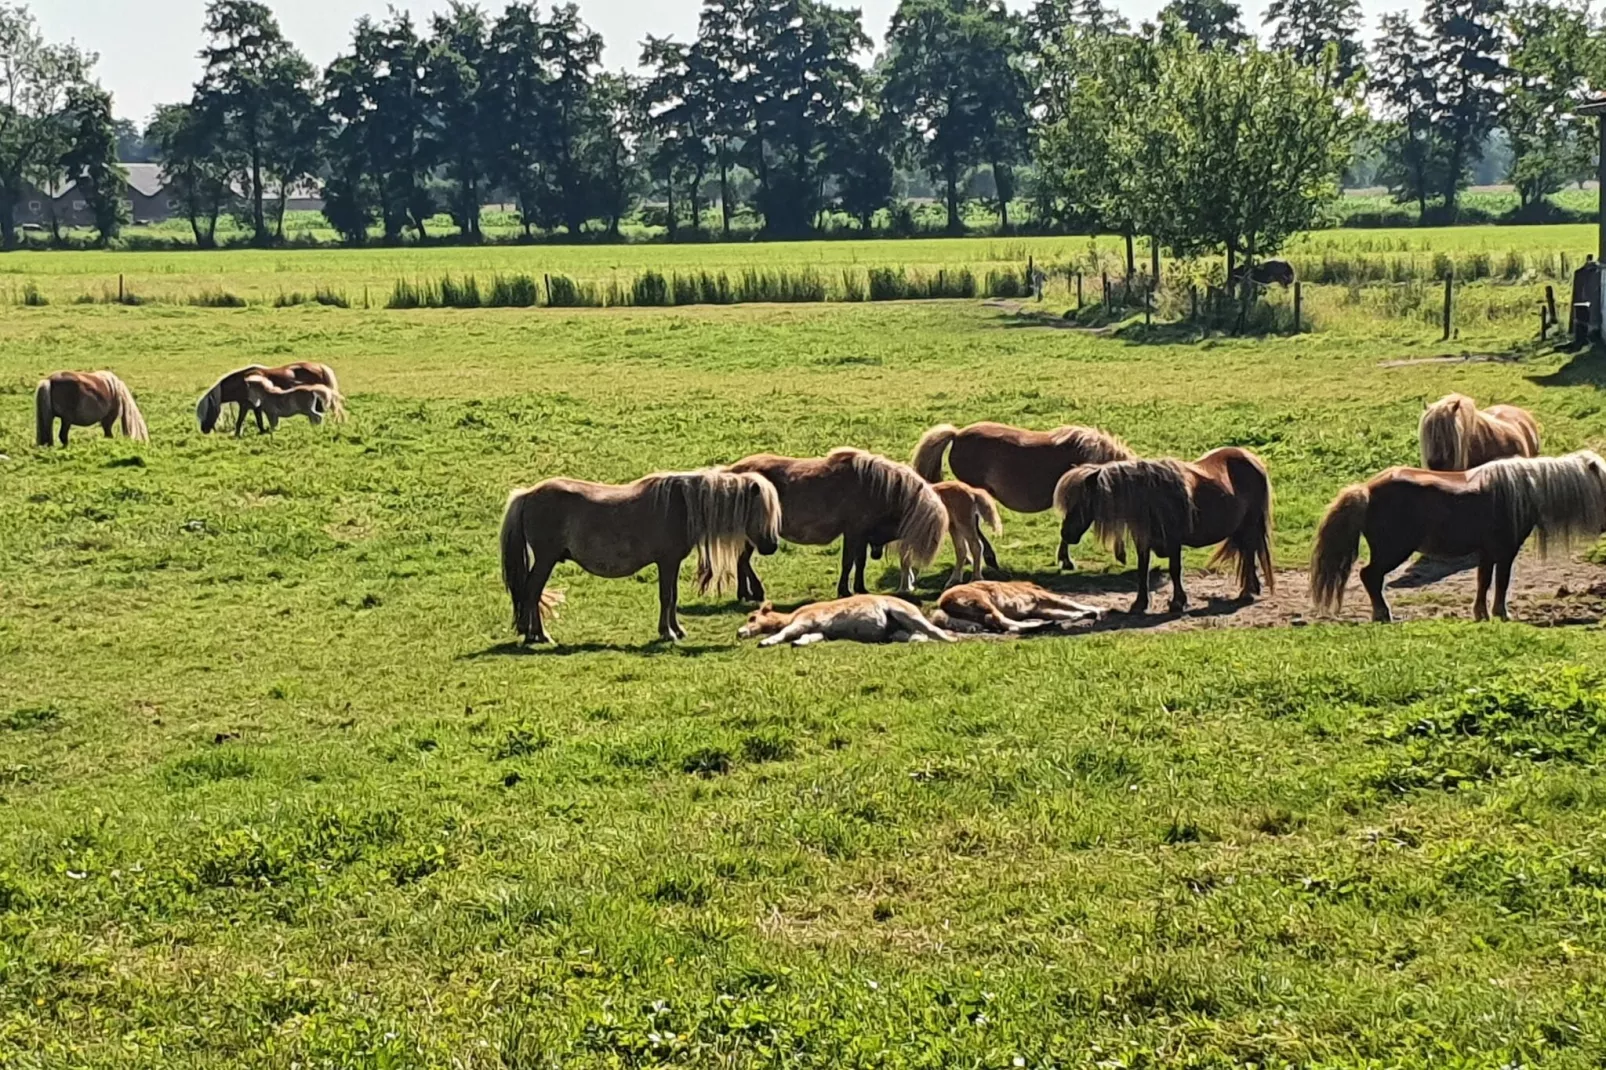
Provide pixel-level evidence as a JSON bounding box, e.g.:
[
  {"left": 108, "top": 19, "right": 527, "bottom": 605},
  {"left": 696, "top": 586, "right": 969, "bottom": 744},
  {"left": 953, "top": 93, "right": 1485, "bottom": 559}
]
[
  {"left": 522, "top": 557, "right": 558, "bottom": 643},
  {"left": 759, "top": 622, "right": 809, "bottom": 647},
  {"left": 1358, "top": 543, "right": 1410, "bottom": 623},
  {"left": 792, "top": 631, "right": 828, "bottom": 647},
  {"left": 1473, "top": 559, "right": 1492, "bottom": 622},
  {"left": 736, "top": 544, "right": 763, "bottom": 603},
  {"left": 657, "top": 562, "right": 685, "bottom": 641},
  {"left": 1130, "top": 547, "right": 1152, "bottom": 614},
  {"left": 1493, "top": 557, "right": 1515, "bottom": 621},
  {"left": 978, "top": 528, "right": 1000, "bottom": 572},
  {"left": 1058, "top": 537, "right": 1075, "bottom": 571},
  {"left": 1167, "top": 548, "right": 1187, "bottom": 613},
  {"left": 102, "top": 416, "right": 115, "bottom": 438},
  {"left": 58, "top": 419, "right": 69, "bottom": 447},
  {"left": 838, "top": 534, "right": 865, "bottom": 598}
]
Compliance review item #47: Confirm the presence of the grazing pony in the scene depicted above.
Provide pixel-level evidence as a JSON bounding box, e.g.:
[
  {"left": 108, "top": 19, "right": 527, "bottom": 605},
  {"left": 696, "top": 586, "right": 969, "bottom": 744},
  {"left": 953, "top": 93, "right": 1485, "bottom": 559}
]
[
  {"left": 933, "top": 581, "right": 1103, "bottom": 634},
  {"left": 1418, "top": 393, "right": 1540, "bottom": 471},
  {"left": 725, "top": 448, "right": 945, "bottom": 600},
  {"left": 243, "top": 375, "right": 341, "bottom": 430},
  {"left": 738, "top": 595, "right": 954, "bottom": 646},
  {"left": 197, "top": 362, "right": 343, "bottom": 435},
  {"left": 1055, "top": 447, "right": 1275, "bottom": 614},
  {"left": 501, "top": 468, "right": 782, "bottom": 643},
  {"left": 911, "top": 421, "right": 1133, "bottom": 569},
  {"left": 1310, "top": 451, "right": 1606, "bottom": 623},
  {"left": 35, "top": 371, "right": 148, "bottom": 448}
]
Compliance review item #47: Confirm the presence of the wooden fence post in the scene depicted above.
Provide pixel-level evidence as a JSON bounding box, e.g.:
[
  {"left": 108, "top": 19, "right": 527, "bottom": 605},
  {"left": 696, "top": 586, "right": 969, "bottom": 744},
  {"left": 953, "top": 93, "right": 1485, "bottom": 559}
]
[
  {"left": 1541, "top": 303, "right": 1550, "bottom": 340},
  {"left": 1144, "top": 284, "right": 1152, "bottom": 325},
  {"left": 1102, "top": 271, "right": 1110, "bottom": 310},
  {"left": 1293, "top": 282, "right": 1302, "bottom": 333},
  {"left": 1076, "top": 273, "right": 1084, "bottom": 311},
  {"left": 544, "top": 274, "right": 552, "bottom": 306},
  {"left": 118, "top": 274, "right": 124, "bottom": 303},
  {"left": 1190, "top": 285, "right": 1198, "bottom": 324},
  {"left": 1441, "top": 273, "right": 1454, "bottom": 341},
  {"left": 1545, "top": 284, "right": 1558, "bottom": 328}
]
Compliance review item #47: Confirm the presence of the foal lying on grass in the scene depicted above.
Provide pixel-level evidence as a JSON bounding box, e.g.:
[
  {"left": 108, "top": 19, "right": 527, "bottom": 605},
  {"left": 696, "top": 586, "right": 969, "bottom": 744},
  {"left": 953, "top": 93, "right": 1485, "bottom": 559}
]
[
  {"left": 932, "top": 581, "right": 1104, "bottom": 634},
  {"left": 738, "top": 596, "right": 954, "bottom": 646}
]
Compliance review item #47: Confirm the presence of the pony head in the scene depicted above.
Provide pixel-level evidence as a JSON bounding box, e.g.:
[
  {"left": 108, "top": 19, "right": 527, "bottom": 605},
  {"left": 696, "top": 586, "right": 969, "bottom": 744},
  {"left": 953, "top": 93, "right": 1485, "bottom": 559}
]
[
  {"left": 196, "top": 388, "right": 221, "bottom": 433},
  {"left": 743, "top": 475, "right": 782, "bottom": 556},
  {"left": 737, "top": 601, "right": 787, "bottom": 639},
  {"left": 1053, "top": 466, "right": 1103, "bottom": 554}
]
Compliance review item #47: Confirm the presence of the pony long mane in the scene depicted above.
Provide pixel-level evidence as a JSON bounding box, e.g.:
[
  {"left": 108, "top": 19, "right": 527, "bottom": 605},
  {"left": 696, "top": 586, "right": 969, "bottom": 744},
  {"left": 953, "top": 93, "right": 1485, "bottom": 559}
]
[
  {"left": 1473, "top": 451, "right": 1606, "bottom": 557},
  {"left": 1420, "top": 393, "right": 1476, "bottom": 470},
  {"left": 1051, "top": 425, "right": 1135, "bottom": 463},
  {"left": 647, "top": 468, "right": 782, "bottom": 593},
  {"left": 308, "top": 362, "right": 347, "bottom": 420},
  {"left": 1056, "top": 458, "right": 1193, "bottom": 551},
  {"left": 826, "top": 447, "right": 945, "bottom": 575},
  {"left": 99, "top": 371, "right": 148, "bottom": 442}
]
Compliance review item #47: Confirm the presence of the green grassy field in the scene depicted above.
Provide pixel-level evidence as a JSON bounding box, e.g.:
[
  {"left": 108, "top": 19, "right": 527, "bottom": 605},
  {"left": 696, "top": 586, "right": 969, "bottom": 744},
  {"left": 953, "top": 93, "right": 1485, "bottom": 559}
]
[{"left": 3, "top": 239, "right": 1606, "bottom": 1067}]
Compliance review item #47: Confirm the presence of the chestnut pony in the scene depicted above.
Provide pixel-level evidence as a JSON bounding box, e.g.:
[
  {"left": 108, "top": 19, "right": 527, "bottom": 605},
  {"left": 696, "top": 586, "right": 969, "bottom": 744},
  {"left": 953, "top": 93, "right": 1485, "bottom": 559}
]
[
  {"left": 725, "top": 448, "right": 945, "bottom": 601},
  {"left": 911, "top": 421, "right": 1133, "bottom": 569},
  {"left": 1055, "top": 447, "right": 1275, "bottom": 614},
  {"left": 1311, "top": 451, "right": 1606, "bottom": 622},
  {"left": 35, "top": 371, "right": 148, "bottom": 447},
  {"left": 1418, "top": 393, "right": 1539, "bottom": 471},
  {"left": 500, "top": 468, "right": 782, "bottom": 644},
  {"left": 197, "top": 362, "right": 343, "bottom": 435}
]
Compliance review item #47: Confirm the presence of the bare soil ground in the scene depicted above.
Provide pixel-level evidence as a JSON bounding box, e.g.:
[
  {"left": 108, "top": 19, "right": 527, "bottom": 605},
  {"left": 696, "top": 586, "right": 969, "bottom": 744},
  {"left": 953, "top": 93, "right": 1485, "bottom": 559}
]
[{"left": 999, "top": 553, "right": 1606, "bottom": 635}]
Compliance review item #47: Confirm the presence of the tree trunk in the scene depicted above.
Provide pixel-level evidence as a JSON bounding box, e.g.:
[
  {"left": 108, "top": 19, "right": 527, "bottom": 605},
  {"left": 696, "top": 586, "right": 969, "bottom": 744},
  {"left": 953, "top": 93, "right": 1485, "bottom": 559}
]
[
  {"left": 1124, "top": 230, "right": 1135, "bottom": 278},
  {"left": 719, "top": 159, "right": 732, "bottom": 239},
  {"left": 691, "top": 164, "right": 705, "bottom": 234},
  {"left": 944, "top": 157, "right": 961, "bottom": 234},
  {"left": 666, "top": 179, "right": 678, "bottom": 242},
  {"left": 1150, "top": 237, "right": 1160, "bottom": 287},
  {"left": 251, "top": 148, "right": 267, "bottom": 245},
  {"left": 1226, "top": 243, "right": 1237, "bottom": 291},
  {"left": 0, "top": 190, "right": 18, "bottom": 250}
]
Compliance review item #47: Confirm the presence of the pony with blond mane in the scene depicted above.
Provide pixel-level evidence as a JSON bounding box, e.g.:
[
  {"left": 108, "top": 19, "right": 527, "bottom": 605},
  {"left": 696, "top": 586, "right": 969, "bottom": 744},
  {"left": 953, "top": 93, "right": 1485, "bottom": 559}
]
[
  {"left": 1311, "top": 451, "right": 1606, "bottom": 623},
  {"left": 243, "top": 375, "right": 342, "bottom": 430},
  {"left": 1418, "top": 393, "right": 1539, "bottom": 471},
  {"left": 196, "top": 362, "right": 343, "bottom": 435},
  {"left": 725, "top": 447, "right": 946, "bottom": 600},
  {"left": 911, "top": 421, "right": 1133, "bottom": 569},
  {"left": 501, "top": 468, "right": 782, "bottom": 643},
  {"left": 35, "top": 371, "right": 148, "bottom": 448},
  {"left": 1055, "top": 447, "right": 1275, "bottom": 614}
]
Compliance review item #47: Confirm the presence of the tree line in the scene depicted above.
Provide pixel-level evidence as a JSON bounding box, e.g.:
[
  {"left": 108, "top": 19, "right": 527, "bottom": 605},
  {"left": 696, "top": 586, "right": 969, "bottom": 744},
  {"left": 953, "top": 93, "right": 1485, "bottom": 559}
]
[{"left": 0, "top": 0, "right": 1602, "bottom": 256}]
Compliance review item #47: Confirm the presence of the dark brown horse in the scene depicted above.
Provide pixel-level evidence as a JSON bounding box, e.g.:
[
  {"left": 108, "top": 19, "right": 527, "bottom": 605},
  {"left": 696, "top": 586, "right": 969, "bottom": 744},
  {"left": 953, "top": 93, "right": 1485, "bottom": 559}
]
[
  {"left": 1234, "top": 259, "right": 1297, "bottom": 289},
  {"left": 1418, "top": 393, "right": 1540, "bottom": 471},
  {"left": 726, "top": 448, "right": 946, "bottom": 600},
  {"left": 911, "top": 421, "right": 1134, "bottom": 569},
  {"left": 500, "top": 468, "right": 782, "bottom": 643},
  {"left": 1055, "top": 447, "right": 1275, "bottom": 614},
  {"left": 1311, "top": 451, "right": 1606, "bottom": 622},
  {"left": 196, "top": 362, "right": 343, "bottom": 435},
  {"left": 34, "top": 371, "right": 148, "bottom": 447}
]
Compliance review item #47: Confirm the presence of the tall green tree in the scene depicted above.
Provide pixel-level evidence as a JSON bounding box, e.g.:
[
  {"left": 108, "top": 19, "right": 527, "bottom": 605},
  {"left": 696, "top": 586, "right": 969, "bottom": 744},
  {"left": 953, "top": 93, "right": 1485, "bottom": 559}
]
[
  {"left": 1159, "top": 0, "right": 1248, "bottom": 50},
  {"left": 534, "top": 3, "right": 605, "bottom": 235},
  {"left": 1263, "top": 0, "right": 1364, "bottom": 84},
  {"left": 583, "top": 71, "right": 643, "bottom": 238},
  {"left": 695, "top": 0, "right": 756, "bottom": 237},
  {"left": 426, "top": 2, "right": 494, "bottom": 241},
  {"left": 150, "top": 101, "right": 234, "bottom": 248},
  {"left": 1371, "top": 12, "right": 1444, "bottom": 216},
  {"left": 0, "top": 4, "right": 95, "bottom": 248},
  {"left": 883, "top": 0, "right": 1023, "bottom": 233},
  {"left": 1501, "top": 0, "right": 1599, "bottom": 211},
  {"left": 641, "top": 35, "right": 712, "bottom": 234},
  {"left": 194, "top": 0, "right": 317, "bottom": 245},
  {"left": 832, "top": 99, "right": 896, "bottom": 230},
  {"left": 484, "top": 2, "right": 546, "bottom": 236},
  {"left": 1422, "top": 0, "right": 1508, "bottom": 219},
  {"left": 59, "top": 84, "right": 128, "bottom": 245}
]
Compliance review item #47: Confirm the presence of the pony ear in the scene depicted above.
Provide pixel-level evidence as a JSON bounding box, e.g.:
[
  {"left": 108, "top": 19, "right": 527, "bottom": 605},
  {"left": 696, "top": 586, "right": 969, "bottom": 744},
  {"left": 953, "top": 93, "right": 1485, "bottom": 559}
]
[{"left": 759, "top": 600, "right": 774, "bottom": 612}]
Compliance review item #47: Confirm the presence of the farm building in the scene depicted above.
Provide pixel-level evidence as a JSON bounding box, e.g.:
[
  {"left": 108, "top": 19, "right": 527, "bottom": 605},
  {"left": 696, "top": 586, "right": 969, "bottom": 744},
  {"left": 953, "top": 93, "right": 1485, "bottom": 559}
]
[{"left": 9, "top": 163, "right": 327, "bottom": 230}]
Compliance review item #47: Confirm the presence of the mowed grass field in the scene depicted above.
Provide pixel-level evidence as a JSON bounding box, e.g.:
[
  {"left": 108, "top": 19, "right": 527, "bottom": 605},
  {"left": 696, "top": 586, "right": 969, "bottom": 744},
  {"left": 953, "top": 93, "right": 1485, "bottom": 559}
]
[{"left": 3, "top": 236, "right": 1606, "bottom": 1067}]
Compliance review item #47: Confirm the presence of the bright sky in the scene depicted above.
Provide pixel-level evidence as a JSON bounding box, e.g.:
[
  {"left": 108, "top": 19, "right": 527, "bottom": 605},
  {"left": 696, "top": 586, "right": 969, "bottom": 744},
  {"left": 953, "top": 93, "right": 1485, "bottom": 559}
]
[{"left": 39, "top": 0, "right": 1392, "bottom": 127}]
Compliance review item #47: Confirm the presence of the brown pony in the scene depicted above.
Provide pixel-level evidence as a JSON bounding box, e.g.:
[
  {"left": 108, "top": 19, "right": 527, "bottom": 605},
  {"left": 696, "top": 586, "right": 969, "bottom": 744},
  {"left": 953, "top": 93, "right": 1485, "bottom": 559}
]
[
  {"left": 1418, "top": 393, "right": 1540, "bottom": 471},
  {"left": 243, "top": 376, "right": 342, "bottom": 430},
  {"left": 35, "top": 371, "right": 149, "bottom": 447},
  {"left": 933, "top": 581, "right": 1103, "bottom": 634},
  {"left": 500, "top": 468, "right": 782, "bottom": 644},
  {"left": 1055, "top": 447, "right": 1275, "bottom": 614},
  {"left": 933, "top": 481, "right": 1003, "bottom": 587},
  {"left": 911, "top": 421, "right": 1133, "bottom": 569},
  {"left": 197, "top": 362, "right": 343, "bottom": 435},
  {"left": 1311, "top": 451, "right": 1606, "bottom": 623},
  {"left": 726, "top": 448, "right": 946, "bottom": 601}
]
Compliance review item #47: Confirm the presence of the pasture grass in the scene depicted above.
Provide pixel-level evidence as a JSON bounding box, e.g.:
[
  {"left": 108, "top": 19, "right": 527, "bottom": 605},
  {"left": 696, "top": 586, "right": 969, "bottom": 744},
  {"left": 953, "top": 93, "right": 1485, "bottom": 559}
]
[{"left": 2, "top": 268, "right": 1606, "bottom": 1065}]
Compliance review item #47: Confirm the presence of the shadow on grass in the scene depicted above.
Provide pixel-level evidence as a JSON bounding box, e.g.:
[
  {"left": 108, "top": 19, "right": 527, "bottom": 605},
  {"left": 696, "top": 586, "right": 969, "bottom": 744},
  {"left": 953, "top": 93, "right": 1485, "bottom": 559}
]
[
  {"left": 463, "top": 639, "right": 731, "bottom": 658},
  {"left": 934, "top": 566, "right": 1165, "bottom": 597},
  {"left": 1529, "top": 344, "right": 1606, "bottom": 389},
  {"left": 1080, "top": 594, "right": 1253, "bottom": 633},
  {"left": 1391, "top": 554, "right": 1479, "bottom": 589}
]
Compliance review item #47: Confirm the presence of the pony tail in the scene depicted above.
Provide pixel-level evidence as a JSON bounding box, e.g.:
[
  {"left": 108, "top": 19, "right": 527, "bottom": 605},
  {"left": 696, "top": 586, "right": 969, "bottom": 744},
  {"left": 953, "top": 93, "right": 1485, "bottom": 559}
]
[
  {"left": 911, "top": 424, "right": 959, "bottom": 483},
  {"left": 319, "top": 364, "right": 347, "bottom": 421},
  {"left": 34, "top": 378, "right": 53, "bottom": 447},
  {"left": 971, "top": 487, "right": 1002, "bottom": 533},
  {"left": 1257, "top": 479, "right": 1276, "bottom": 593},
  {"left": 1310, "top": 484, "right": 1369, "bottom": 613},
  {"left": 500, "top": 490, "right": 533, "bottom": 634},
  {"left": 107, "top": 373, "right": 148, "bottom": 442}
]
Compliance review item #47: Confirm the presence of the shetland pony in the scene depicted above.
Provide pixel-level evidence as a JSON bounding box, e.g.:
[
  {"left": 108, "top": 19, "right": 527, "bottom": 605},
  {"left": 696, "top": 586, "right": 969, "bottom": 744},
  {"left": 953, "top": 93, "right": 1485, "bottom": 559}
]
[
  {"left": 738, "top": 595, "right": 954, "bottom": 646},
  {"left": 1418, "top": 394, "right": 1540, "bottom": 471},
  {"left": 911, "top": 421, "right": 1133, "bottom": 569},
  {"left": 34, "top": 371, "right": 148, "bottom": 447},
  {"left": 933, "top": 481, "right": 1003, "bottom": 587},
  {"left": 725, "top": 448, "right": 945, "bottom": 600},
  {"left": 1055, "top": 447, "right": 1275, "bottom": 614},
  {"left": 197, "top": 362, "right": 343, "bottom": 435},
  {"left": 933, "top": 581, "right": 1104, "bottom": 634},
  {"left": 501, "top": 468, "right": 782, "bottom": 643},
  {"left": 243, "top": 375, "right": 340, "bottom": 430},
  {"left": 1311, "top": 451, "right": 1606, "bottom": 622}
]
